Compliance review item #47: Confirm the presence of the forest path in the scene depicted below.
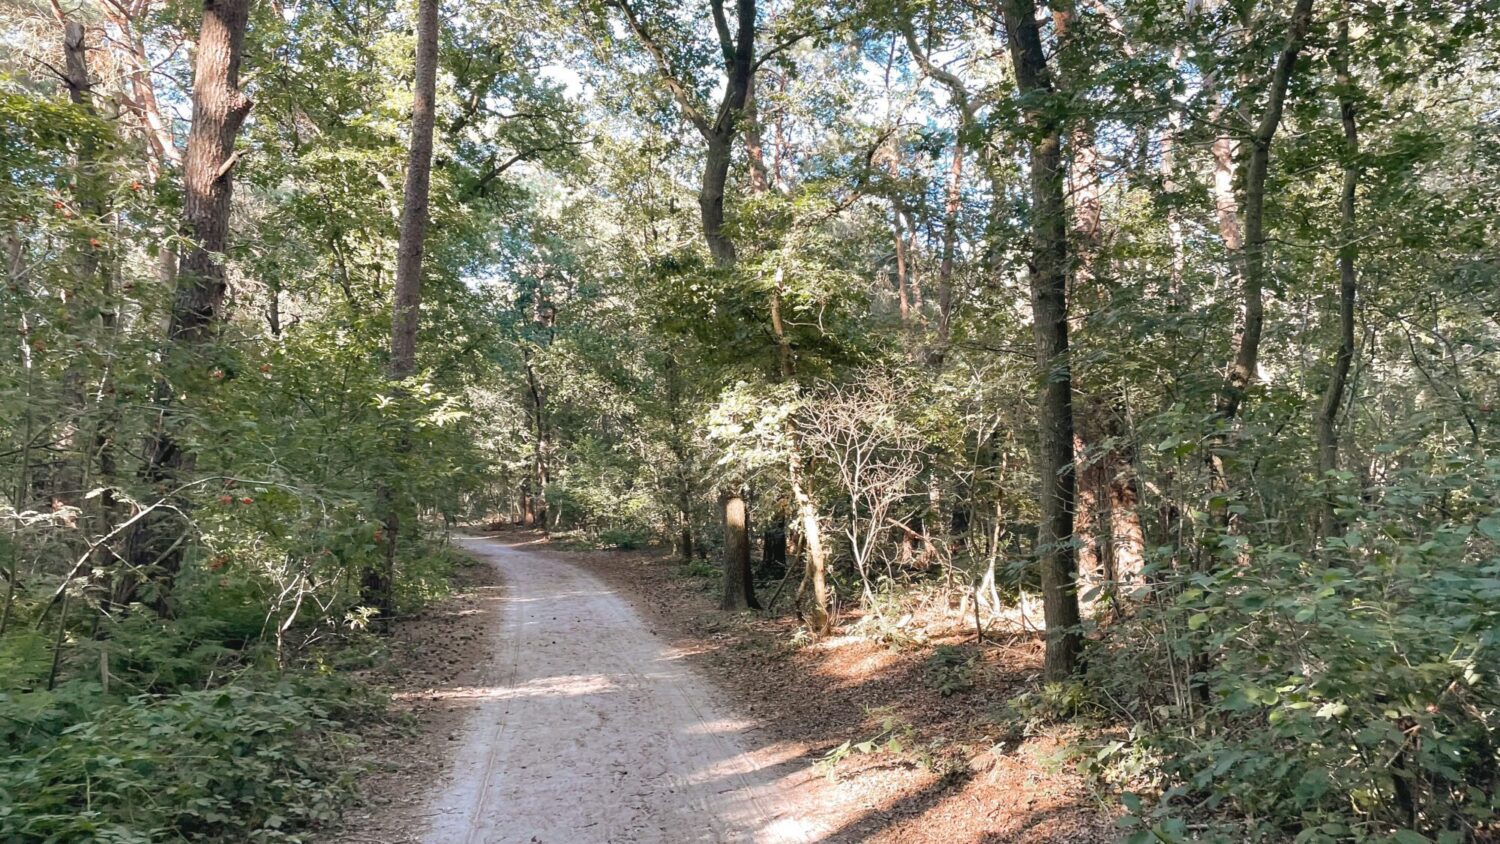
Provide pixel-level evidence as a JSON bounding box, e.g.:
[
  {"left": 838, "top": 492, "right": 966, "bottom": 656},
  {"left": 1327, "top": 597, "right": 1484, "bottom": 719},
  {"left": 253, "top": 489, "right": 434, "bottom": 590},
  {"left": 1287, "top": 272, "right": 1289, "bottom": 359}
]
[{"left": 420, "top": 535, "right": 822, "bottom": 844}]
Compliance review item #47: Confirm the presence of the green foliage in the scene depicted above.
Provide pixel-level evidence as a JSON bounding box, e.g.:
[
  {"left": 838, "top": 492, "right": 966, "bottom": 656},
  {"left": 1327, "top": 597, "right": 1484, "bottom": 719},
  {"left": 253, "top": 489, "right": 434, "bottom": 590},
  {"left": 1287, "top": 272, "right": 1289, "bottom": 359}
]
[
  {"left": 681, "top": 558, "right": 719, "bottom": 580},
  {"left": 999, "top": 682, "right": 1101, "bottom": 738},
  {"left": 1090, "top": 453, "right": 1500, "bottom": 840},
  {"left": 816, "top": 708, "right": 920, "bottom": 780},
  {"left": 596, "top": 527, "right": 648, "bottom": 550},
  {"left": 0, "top": 679, "right": 370, "bottom": 842},
  {"left": 924, "top": 644, "right": 977, "bottom": 697}
]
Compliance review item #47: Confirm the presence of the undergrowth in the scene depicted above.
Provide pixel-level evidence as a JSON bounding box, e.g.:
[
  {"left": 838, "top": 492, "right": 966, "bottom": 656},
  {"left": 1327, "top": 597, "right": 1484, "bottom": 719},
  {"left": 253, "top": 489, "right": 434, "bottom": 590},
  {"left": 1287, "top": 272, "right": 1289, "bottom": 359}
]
[{"left": 0, "top": 542, "right": 459, "bottom": 841}]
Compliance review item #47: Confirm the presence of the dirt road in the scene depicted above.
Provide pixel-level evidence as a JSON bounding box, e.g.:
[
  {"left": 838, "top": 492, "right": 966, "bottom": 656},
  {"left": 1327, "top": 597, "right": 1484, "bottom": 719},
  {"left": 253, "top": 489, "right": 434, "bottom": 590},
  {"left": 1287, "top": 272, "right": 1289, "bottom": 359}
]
[{"left": 420, "top": 536, "right": 822, "bottom": 843}]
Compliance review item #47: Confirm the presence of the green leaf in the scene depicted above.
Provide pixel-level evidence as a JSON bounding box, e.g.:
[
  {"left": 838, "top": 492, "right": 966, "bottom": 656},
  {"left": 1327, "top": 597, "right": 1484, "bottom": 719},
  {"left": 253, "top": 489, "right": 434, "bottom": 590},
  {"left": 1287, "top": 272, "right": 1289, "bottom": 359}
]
[{"left": 1478, "top": 515, "right": 1500, "bottom": 541}]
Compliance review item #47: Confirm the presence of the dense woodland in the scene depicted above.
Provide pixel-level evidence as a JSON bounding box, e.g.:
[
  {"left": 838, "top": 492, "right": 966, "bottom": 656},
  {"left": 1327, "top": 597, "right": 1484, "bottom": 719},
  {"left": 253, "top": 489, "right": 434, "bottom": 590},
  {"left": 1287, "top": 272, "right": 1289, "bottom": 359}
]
[{"left": 2, "top": 0, "right": 1499, "bottom": 839}]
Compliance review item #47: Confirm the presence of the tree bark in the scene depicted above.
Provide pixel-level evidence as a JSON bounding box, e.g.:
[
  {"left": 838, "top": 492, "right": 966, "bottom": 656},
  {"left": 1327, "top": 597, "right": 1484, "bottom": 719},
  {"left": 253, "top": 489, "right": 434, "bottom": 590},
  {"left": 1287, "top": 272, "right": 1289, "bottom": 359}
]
[
  {"left": 97, "top": 3, "right": 182, "bottom": 176},
  {"left": 892, "top": 202, "right": 912, "bottom": 327},
  {"left": 120, "top": 0, "right": 252, "bottom": 612},
  {"left": 768, "top": 264, "right": 830, "bottom": 631},
  {"left": 701, "top": 133, "right": 737, "bottom": 265},
  {"left": 52, "top": 19, "right": 99, "bottom": 507},
  {"left": 388, "top": 0, "right": 439, "bottom": 382},
  {"left": 172, "top": 0, "right": 254, "bottom": 346},
  {"left": 366, "top": 0, "right": 439, "bottom": 613},
  {"left": 746, "top": 67, "right": 829, "bottom": 629},
  {"left": 1316, "top": 13, "right": 1359, "bottom": 539},
  {"left": 699, "top": 0, "right": 755, "bottom": 267},
  {"left": 1003, "top": 0, "right": 1082, "bottom": 680},
  {"left": 720, "top": 490, "right": 759, "bottom": 609},
  {"left": 665, "top": 353, "right": 695, "bottom": 561},
  {"left": 745, "top": 73, "right": 771, "bottom": 194},
  {"left": 58, "top": 18, "right": 127, "bottom": 611}
]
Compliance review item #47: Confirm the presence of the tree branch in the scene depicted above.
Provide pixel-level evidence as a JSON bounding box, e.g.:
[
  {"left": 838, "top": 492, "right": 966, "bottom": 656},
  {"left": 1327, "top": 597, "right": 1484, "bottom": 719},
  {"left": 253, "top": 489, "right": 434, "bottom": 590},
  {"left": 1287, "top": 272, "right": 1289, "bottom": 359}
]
[{"left": 610, "top": 0, "right": 712, "bottom": 137}]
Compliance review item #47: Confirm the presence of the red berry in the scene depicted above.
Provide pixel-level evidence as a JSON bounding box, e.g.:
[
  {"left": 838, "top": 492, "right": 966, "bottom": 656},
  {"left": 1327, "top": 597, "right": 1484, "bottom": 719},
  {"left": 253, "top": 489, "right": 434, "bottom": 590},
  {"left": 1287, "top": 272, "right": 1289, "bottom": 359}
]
[{"left": 239, "top": 496, "right": 253, "bottom": 505}]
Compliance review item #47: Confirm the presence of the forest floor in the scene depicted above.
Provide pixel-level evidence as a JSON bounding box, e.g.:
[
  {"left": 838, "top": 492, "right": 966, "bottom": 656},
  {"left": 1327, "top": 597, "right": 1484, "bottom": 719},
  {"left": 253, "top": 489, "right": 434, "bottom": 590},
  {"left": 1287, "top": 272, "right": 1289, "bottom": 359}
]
[{"left": 327, "top": 530, "right": 1116, "bottom": 843}]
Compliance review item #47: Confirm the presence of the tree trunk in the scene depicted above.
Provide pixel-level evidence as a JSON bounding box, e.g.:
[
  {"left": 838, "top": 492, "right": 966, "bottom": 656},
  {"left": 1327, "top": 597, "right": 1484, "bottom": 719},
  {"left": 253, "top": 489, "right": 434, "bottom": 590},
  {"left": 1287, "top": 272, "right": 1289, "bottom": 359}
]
[
  {"left": 614, "top": 0, "right": 754, "bottom": 266},
  {"left": 1206, "top": 0, "right": 1314, "bottom": 534},
  {"left": 720, "top": 490, "right": 759, "bottom": 610},
  {"left": 52, "top": 19, "right": 99, "bottom": 508},
  {"left": 892, "top": 202, "right": 912, "bottom": 327},
  {"left": 1106, "top": 431, "right": 1145, "bottom": 591},
  {"left": 679, "top": 508, "right": 694, "bottom": 561},
  {"left": 387, "top": 0, "right": 439, "bottom": 382},
  {"left": 58, "top": 18, "right": 127, "bottom": 613},
  {"left": 120, "top": 0, "right": 252, "bottom": 612},
  {"left": 699, "top": 0, "right": 755, "bottom": 267},
  {"left": 745, "top": 73, "right": 771, "bottom": 194},
  {"left": 761, "top": 513, "right": 787, "bottom": 578},
  {"left": 701, "top": 132, "right": 736, "bottom": 266},
  {"left": 1218, "top": 0, "right": 1314, "bottom": 422},
  {"left": 665, "top": 353, "right": 695, "bottom": 561},
  {"left": 770, "top": 273, "right": 831, "bottom": 631},
  {"left": 98, "top": 7, "right": 182, "bottom": 176},
  {"left": 928, "top": 142, "right": 963, "bottom": 369},
  {"left": 1003, "top": 0, "right": 1082, "bottom": 680},
  {"left": 524, "top": 355, "right": 550, "bottom": 528},
  {"left": 1316, "top": 13, "right": 1359, "bottom": 540},
  {"left": 751, "top": 66, "right": 831, "bottom": 629},
  {"left": 366, "top": 0, "right": 439, "bottom": 613},
  {"left": 1073, "top": 429, "right": 1106, "bottom": 589}
]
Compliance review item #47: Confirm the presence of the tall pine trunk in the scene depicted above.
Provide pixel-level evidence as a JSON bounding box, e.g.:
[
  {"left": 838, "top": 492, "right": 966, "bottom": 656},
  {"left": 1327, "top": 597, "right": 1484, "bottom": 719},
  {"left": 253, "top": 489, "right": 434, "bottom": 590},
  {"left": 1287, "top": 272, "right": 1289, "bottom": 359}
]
[{"left": 366, "top": 0, "right": 439, "bottom": 614}]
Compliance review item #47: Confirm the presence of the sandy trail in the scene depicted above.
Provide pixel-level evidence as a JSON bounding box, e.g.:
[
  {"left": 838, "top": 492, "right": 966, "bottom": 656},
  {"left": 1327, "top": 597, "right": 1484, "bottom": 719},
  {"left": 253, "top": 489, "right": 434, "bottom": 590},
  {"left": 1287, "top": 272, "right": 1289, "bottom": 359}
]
[{"left": 421, "top": 536, "right": 821, "bottom": 844}]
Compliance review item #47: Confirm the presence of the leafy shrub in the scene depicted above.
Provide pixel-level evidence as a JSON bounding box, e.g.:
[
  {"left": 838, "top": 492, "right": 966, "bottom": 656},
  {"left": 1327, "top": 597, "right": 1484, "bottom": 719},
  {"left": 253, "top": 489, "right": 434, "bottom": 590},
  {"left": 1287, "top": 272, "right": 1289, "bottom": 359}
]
[
  {"left": 0, "top": 678, "right": 374, "bottom": 842},
  {"left": 925, "top": 645, "right": 977, "bottom": 696},
  {"left": 683, "top": 559, "right": 718, "bottom": 579},
  {"left": 817, "top": 708, "right": 920, "bottom": 779},
  {"left": 1092, "top": 458, "right": 1500, "bottom": 841},
  {"left": 598, "top": 527, "right": 647, "bottom": 550}
]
